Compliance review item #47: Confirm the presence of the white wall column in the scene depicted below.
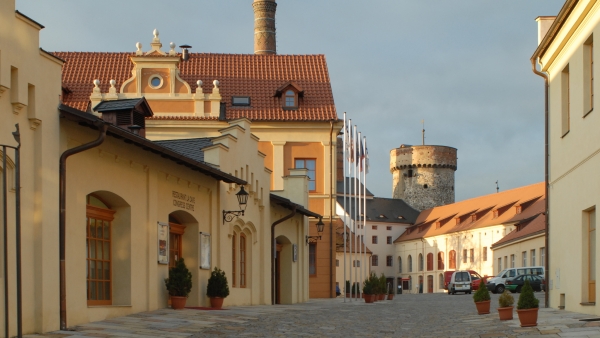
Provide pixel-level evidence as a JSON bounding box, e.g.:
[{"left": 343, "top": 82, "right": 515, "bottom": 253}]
[{"left": 272, "top": 141, "right": 286, "bottom": 190}]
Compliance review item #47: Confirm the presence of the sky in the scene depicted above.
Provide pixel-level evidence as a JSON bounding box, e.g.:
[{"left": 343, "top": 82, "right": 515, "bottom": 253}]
[{"left": 16, "top": 0, "right": 565, "bottom": 202}]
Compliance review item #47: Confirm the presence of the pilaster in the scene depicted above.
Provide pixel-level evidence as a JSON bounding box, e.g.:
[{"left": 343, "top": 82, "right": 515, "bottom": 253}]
[{"left": 272, "top": 141, "right": 286, "bottom": 190}]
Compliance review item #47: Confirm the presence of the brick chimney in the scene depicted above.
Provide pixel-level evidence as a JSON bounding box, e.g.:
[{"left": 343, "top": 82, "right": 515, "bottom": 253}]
[{"left": 253, "top": 0, "right": 277, "bottom": 54}]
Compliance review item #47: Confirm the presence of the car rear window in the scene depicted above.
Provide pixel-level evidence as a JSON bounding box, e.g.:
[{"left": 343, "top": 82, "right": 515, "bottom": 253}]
[{"left": 455, "top": 272, "right": 469, "bottom": 282}]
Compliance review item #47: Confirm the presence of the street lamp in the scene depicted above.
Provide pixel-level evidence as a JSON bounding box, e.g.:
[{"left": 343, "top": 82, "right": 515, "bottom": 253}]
[
  {"left": 222, "top": 186, "right": 249, "bottom": 223},
  {"left": 306, "top": 218, "right": 325, "bottom": 244}
]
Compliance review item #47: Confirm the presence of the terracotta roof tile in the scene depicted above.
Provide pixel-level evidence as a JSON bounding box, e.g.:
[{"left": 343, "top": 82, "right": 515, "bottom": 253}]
[
  {"left": 53, "top": 52, "right": 337, "bottom": 121},
  {"left": 394, "top": 182, "right": 545, "bottom": 243},
  {"left": 491, "top": 213, "right": 546, "bottom": 248}
]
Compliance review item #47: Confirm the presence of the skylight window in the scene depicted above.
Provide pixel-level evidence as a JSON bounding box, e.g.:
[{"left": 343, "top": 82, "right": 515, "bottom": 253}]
[{"left": 232, "top": 96, "right": 251, "bottom": 106}]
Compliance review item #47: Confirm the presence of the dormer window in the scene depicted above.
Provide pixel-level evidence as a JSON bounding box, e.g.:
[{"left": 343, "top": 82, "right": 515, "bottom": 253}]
[
  {"left": 285, "top": 90, "right": 296, "bottom": 107},
  {"left": 275, "top": 81, "right": 304, "bottom": 110}
]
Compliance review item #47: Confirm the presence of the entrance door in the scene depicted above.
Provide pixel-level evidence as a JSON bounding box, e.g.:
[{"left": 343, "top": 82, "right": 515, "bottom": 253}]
[
  {"left": 427, "top": 275, "right": 434, "bottom": 293},
  {"left": 275, "top": 244, "right": 282, "bottom": 304}
]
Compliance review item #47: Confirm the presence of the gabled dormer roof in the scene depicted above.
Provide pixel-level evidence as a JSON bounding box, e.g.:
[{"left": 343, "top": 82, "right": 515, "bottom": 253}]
[{"left": 274, "top": 81, "right": 305, "bottom": 97}]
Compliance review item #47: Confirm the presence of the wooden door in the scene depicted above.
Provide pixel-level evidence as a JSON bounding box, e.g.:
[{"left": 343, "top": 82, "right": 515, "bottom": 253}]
[
  {"left": 275, "top": 244, "right": 282, "bottom": 304},
  {"left": 427, "top": 275, "right": 433, "bottom": 293}
]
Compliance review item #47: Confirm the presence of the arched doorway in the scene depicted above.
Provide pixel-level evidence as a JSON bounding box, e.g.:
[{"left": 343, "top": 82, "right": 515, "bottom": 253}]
[
  {"left": 275, "top": 235, "right": 293, "bottom": 304},
  {"left": 167, "top": 210, "right": 199, "bottom": 305},
  {"left": 427, "top": 275, "right": 433, "bottom": 293}
]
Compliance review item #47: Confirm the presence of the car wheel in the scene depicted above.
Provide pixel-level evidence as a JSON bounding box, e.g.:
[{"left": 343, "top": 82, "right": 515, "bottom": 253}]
[
  {"left": 495, "top": 285, "right": 505, "bottom": 294},
  {"left": 516, "top": 286, "right": 522, "bottom": 293}
]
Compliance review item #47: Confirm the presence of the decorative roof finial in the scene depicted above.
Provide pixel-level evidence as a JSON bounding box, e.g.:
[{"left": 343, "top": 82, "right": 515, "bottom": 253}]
[
  {"left": 153, "top": 29, "right": 159, "bottom": 40},
  {"left": 147, "top": 28, "right": 165, "bottom": 55},
  {"left": 135, "top": 42, "right": 143, "bottom": 56},
  {"left": 93, "top": 79, "right": 101, "bottom": 94},
  {"left": 196, "top": 80, "right": 203, "bottom": 94},
  {"left": 213, "top": 80, "right": 220, "bottom": 88},
  {"left": 169, "top": 42, "right": 177, "bottom": 56}
]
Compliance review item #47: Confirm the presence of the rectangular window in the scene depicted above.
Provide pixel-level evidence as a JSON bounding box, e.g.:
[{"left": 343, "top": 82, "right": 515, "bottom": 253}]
[
  {"left": 309, "top": 243, "right": 317, "bottom": 276},
  {"left": 372, "top": 255, "right": 379, "bottom": 267},
  {"left": 498, "top": 258, "right": 502, "bottom": 274},
  {"left": 232, "top": 235, "right": 236, "bottom": 287},
  {"left": 232, "top": 96, "right": 251, "bottom": 106},
  {"left": 386, "top": 256, "right": 393, "bottom": 267},
  {"left": 387, "top": 236, "right": 392, "bottom": 244},
  {"left": 372, "top": 225, "right": 378, "bottom": 230},
  {"left": 86, "top": 206, "right": 115, "bottom": 306},
  {"left": 540, "top": 247, "right": 545, "bottom": 267},
  {"left": 531, "top": 249, "right": 536, "bottom": 266},
  {"left": 522, "top": 251, "right": 527, "bottom": 267},
  {"left": 240, "top": 234, "right": 247, "bottom": 288},
  {"left": 504, "top": 256, "right": 508, "bottom": 269},
  {"left": 584, "top": 35, "right": 594, "bottom": 116},
  {"left": 353, "top": 260, "right": 360, "bottom": 267},
  {"left": 386, "top": 226, "right": 392, "bottom": 230},
  {"left": 588, "top": 208, "right": 596, "bottom": 303},
  {"left": 483, "top": 247, "right": 488, "bottom": 261},
  {"left": 511, "top": 254, "right": 515, "bottom": 268},
  {"left": 372, "top": 236, "right": 378, "bottom": 244},
  {"left": 294, "top": 159, "right": 316, "bottom": 192},
  {"left": 336, "top": 259, "right": 339, "bottom": 267},
  {"left": 561, "top": 65, "right": 571, "bottom": 136},
  {"left": 469, "top": 249, "right": 474, "bottom": 263},
  {"left": 462, "top": 249, "right": 467, "bottom": 264}
]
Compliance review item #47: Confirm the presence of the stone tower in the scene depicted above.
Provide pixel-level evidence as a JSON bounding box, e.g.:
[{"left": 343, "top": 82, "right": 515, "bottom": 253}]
[
  {"left": 390, "top": 145, "right": 457, "bottom": 211},
  {"left": 253, "top": 0, "right": 277, "bottom": 55}
]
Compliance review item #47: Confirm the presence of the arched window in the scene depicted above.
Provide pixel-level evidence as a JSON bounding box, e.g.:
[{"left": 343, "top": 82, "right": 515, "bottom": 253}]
[
  {"left": 232, "top": 234, "right": 237, "bottom": 287},
  {"left": 408, "top": 255, "right": 413, "bottom": 272},
  {"left": 449, "top": 250, "right": 457, "bottom": 269},
  {"left": 418, "top": 253, "right": 424, "bottom": 271},
  {"left": 438, "top": 252, "right": 445, "bottom": 270},
  {"left": 426, "top": 253, "right": 433, "bottom": 271},
  {"left": 240, "top": 233, "right": 247, "bottom": 288},
  {"left": 398, "top": 256, "right": 402, "bottom": 273},
  {"left": 285, "top": 90, "right": 296, "bottom": 107}
]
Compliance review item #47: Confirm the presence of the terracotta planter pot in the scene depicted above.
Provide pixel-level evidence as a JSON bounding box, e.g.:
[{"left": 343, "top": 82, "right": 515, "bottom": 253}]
[
  {"left": 210, "top": 296, "right": 225, "bottom": 309},
  {"left": 170, "top": 296, "right": 187, "bottom": 310},
  {"left": 378, "top": 294, "right": 386, "bottom": 301},
  {"left": 516, "top": 308, "right": 538, "bottom": 327},
  {"left": 364, "top": 294, "right": 375, "bottom": 303},
  {"left": 474, "top": 300, "right": 491, "bottom": 315},
  {"left": 346, "top": 293, "right": 351, "bottom": 298},
  {"left": 498, "top": 306, "right": 514, "bottom": 320},
  {"left": 388, "top": 294, "right": 394, "bottom": 300}
]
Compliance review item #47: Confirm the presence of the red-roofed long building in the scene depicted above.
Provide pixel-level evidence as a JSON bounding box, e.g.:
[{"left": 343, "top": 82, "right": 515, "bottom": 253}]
[{"left": 394, "top": 182, "right": 545, "bottom": 294}]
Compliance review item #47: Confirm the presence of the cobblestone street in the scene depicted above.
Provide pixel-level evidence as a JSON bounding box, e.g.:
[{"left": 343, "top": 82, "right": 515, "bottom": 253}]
[{"left": 25, "top": 292, "right": 600, "bottom": 337}]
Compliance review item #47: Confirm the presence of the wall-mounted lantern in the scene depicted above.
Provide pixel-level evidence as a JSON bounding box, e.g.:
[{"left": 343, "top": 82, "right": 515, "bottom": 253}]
[
  {"left": 306, "top": 218, "right": 325, "bottom": 244},
  {"left": 222, "top": 186, "right": 249, "bottom": 224}
]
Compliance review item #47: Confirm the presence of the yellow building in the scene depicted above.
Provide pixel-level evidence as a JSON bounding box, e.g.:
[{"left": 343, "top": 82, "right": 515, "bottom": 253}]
[
  {"left": 531, "top": 0, "right": 600, "bottom": 314},
  {"left": 0, "top": 1, "right": 319, "bottom": 335},
  {"left": 394, "top": 183, "right": 545, "bottom": 293}
]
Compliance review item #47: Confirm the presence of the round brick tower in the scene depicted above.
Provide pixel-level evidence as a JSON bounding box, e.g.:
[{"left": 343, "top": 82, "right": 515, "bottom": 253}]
[
  {"left": 390, "top": 145, "right": 457, "bottom": 211},
  {"left": 253, "top": 0, "right": 277, "bottom": 55}
]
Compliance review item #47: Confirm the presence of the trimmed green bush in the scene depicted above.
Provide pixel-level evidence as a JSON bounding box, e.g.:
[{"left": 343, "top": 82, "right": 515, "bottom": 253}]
[
  {"left": 499, "top": 290, "right": 514, "bottom": 307},
  {"left": 345, "top": 280, "right": 351, "bottom": 294},
  {"left": 517, "top": 280, "right": 539, "bottom": 309},
  {"left": 363, "top": 272, "right": 378, "bottom": 295},
  {"left": 379, "top": 273, "right": 387, "bottom": 295},
  {"left": 206, "top": 267, "right": 230, "bottom": 298},
  {"left": 472, "top": 283, "right": 491, "bottom": 302},
  {"left": 164, "top": 258, "right": 192, "bottom": 297}
]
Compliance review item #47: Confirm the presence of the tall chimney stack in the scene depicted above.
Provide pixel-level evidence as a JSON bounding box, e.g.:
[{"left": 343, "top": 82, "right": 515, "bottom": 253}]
[{"left": 253, "top": 0, "right": 277, "bottom": 55}]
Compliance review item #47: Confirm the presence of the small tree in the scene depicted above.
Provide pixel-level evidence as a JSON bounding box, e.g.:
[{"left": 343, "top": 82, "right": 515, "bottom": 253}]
[
  {"left": 472, "top": 284, "right": 491, "bottom": 302},
  {"left": 164, "top": 258, "right": 192, "bottom": 297},
  {"left": 345, "top": 280, "right": 351, "bottom": 294},
  {"left": 379, "top": 273, "right": 387, "bottom": 295},
  {"left": 517, "top": 280, "right": 539, "bottom": 309},
  {"left": 499, "top": 290, "right": 514, "bottom": 308},
  {"left": 206, "top": 267, "right": 230, "bottom": 298}
]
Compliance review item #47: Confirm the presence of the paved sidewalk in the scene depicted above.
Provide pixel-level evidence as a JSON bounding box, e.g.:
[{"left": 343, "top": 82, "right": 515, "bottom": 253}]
[{"left": 25, "top": 293, "right": 600, "bottom": 337}]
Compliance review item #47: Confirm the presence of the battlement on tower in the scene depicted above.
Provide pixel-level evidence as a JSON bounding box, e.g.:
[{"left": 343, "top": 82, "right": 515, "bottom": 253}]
[{"left": 390, "top": 145, "right": 457, "bottom": 171}]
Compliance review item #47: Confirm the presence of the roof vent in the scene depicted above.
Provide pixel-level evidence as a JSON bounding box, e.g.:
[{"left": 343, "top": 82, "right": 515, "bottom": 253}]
[{"left": 94, "top": 97, "right": 154, "bottom": 138}]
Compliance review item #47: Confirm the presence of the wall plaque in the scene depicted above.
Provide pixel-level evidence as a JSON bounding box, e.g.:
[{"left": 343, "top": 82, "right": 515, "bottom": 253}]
[
  {"left": 199, "top": 232, "right": 211, "bottom": 270},
  {"left": 157, "top": 222, "right": 169, "bottom": 265}
]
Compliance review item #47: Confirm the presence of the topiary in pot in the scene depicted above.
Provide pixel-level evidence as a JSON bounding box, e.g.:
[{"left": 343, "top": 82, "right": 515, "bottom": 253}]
[
  {"left": 206, "top": 267, "right": 230, "bottom": 309},
  {"left": 516, "top": 280, "right": 539, "bottom": 327},
  {"left": 345, "top": 280, "right": 351, "bottom": 297},
  {"left": 472, "top": 282, "right": 491, "bottom": 314},
  {"left": 164, "top": 258, "right": 192, "bottom": 310},
  {"left": 378, "top": 273, "right": 387, "bottom": 300},
  {"left": 498, "top": 290, "right": 515, "bottom": 320}
]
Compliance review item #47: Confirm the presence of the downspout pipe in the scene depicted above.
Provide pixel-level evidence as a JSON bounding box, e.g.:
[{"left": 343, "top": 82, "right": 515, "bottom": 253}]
[
  {"left": 531, "top": 58, "right": 549, "bottom": 309},
  {"left": 271, "top": 206, "right": 296, "bottom": 305},
  {"left": 59, "top": 122, "right": 108, "bottom": 330}
]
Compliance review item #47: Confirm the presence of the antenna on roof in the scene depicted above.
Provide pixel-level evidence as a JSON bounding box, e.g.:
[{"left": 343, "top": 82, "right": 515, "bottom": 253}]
[
  {"left": 496, "top": 180, "right": 499, "bottom": 193},
  {"left": 421, "top": 120, "right": 425, "bottom": 145}
]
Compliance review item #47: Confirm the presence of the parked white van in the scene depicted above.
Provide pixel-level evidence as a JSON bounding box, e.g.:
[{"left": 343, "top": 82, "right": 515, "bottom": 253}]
[
  {"left": 485, "top": 266, "right": 545, "bottom": 294},
  {"left": 448, "top": 270, "right": 472, "bottom": 295}
]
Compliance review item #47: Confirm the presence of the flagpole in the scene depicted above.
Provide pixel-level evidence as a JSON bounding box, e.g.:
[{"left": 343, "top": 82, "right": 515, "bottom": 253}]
[
  {"left": 343, "top": 113, "right": 347, "bottom": 302},
  {"left": 348, "top": 119, "right": 353, "bottom": 301},
  {"left": 363, "top": 136, "right": 368, "bottom": 298},
  {"left": 352, "top": 125, "right": 358, "bottom": 300},
  {"left": 357, "top": 131, "right": 362, "bottom": 301}
]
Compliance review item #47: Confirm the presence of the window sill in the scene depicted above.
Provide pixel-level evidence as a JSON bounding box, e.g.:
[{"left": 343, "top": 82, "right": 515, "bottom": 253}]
[
  {"left": 584, "top": 108, "right": 594, "bottom": 118},
  {"left": 561, "top": 130, "right": 570, "bottom": 138},
  {"left": 282, "top": 106, "right": 298, "bottom": 111},
  {"left": 88, "top": 305, "right": 132, "bottom": 308},
  {"left": 580, "top": 302, "right": 596, "bottom": 306}
]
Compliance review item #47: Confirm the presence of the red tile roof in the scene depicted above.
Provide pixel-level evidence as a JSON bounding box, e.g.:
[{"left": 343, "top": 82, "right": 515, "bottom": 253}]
[
  {"left": 491, "top": 213, "right": 546, "bottom": 249},
  {"left": 53, "top": 52, "right": 337, "bottom": 122},
  {"left": 394, "top": 182, "right": 545, "bottom": 243}
]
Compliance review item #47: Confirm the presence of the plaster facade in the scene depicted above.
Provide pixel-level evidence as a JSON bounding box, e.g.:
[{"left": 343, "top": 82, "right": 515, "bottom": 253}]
[{"left": 390, "top": 145, "right": 457, "bottom": 211}]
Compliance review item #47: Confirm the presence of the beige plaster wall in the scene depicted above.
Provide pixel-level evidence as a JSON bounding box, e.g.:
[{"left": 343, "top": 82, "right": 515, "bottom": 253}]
[{"left": 492, "top": 235, "right": 545, "bottom": 271}]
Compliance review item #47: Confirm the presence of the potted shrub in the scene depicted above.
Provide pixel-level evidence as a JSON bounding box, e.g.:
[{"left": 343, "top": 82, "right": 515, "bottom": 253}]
[
  {"left": 378, "top": 274, "right": 387, "bottom": 301},
  {"left": 363, "top": 274, "right": 376, "bottom": 303},
  {"left": 516, "top": 280, "right": 539, "bottom": 327},
  {"left": 206, "top": 267, "right": 230, "bottom": 309},
  {"left": 345, "top": 280, "right": 351, "bottom": 298},
  {"left": 498, "top": 290, "right": 514, "bottom": 320},
  {"left": 164, "top": 258, "right": 192, "bottom": 310},
  {"left": 388, "top": 284, "right": 395, "bottom": 301},
  {"left": 472, "top": 282, "right": 491, "bottom": 314}
]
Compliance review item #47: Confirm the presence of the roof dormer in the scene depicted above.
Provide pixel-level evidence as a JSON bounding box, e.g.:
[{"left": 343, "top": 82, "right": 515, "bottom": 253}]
[{"left": 275, "top": 81, "right": 304, "bottom": 110}]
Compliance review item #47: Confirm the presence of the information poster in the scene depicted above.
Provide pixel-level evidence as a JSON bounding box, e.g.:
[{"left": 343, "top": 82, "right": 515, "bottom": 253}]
[
  {"left": 157, "top": 222, "right": 169, "bottom": 265},
  {"left": 199, "top": 232, "right": 211, "bottom": 270},
  {"left": 293, "top": 244, "right": 298, "bottom": 262}
]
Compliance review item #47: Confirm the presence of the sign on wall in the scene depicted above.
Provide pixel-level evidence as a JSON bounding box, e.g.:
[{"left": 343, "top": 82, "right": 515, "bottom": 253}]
[
  {"left": 199, "top": 232, "right": 211, "bottom": 270},
  {"left": 157, "top": 222, "right": 169, "bottom": 265},
  {"left": 293, "top": 244, "right": 298, "bottom": 262}
]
